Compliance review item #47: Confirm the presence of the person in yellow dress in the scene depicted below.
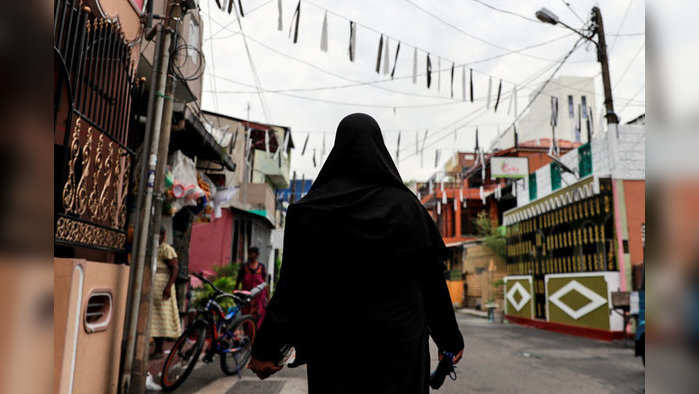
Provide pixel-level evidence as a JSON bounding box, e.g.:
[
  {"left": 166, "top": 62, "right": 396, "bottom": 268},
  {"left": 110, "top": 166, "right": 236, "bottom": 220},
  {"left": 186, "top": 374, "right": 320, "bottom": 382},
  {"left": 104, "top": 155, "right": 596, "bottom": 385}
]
[{"left": 150, "top": 227, "right": 182, "bottom": 358}]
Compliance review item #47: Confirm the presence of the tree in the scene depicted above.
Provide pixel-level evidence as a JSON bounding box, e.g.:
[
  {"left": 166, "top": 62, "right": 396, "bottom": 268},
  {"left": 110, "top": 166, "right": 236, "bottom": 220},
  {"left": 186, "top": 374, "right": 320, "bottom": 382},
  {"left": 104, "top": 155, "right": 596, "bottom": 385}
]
[{"left": 474, "top": 211, "right": 506, "bottom": 260}]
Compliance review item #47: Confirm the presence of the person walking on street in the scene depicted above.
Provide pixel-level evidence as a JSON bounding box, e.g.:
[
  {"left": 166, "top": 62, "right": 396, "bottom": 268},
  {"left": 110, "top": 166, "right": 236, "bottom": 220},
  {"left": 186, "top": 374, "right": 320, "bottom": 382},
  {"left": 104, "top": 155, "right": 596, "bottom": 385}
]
[
  {"left": 236, "top": 246, "right": 269, "bottom": 328},
  {"left": 248, "top": 113, "right": 464, "bottom": 393},
  {"left": 150, "top": 227, "right": 182, "bottom": 358}
]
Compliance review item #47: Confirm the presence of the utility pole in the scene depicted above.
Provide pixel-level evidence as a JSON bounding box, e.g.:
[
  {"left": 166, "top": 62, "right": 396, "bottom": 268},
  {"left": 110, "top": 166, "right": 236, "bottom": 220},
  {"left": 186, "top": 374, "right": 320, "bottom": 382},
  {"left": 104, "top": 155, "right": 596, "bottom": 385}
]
[
  {"left": 130, "top": 1, "right": 183, "bottom": 391},
  {"left": 120, "top": 22, "right": 171, "bottom": 394},
  {"left": 119, "top": 0, "right": 185, "bottom": 387},
  {"left": 591, "top": 6, "right": 619, "bottom": 129}
]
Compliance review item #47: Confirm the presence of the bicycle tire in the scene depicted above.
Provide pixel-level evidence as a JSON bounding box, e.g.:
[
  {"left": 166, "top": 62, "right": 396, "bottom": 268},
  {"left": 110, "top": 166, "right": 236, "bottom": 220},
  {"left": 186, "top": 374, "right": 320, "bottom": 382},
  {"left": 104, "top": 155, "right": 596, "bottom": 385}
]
[
  {"left": 219, "top": 315, "right": 257, "bottom": 375},
  {"left": 161, "top": 322, "right": 207, "bottom": 391}
]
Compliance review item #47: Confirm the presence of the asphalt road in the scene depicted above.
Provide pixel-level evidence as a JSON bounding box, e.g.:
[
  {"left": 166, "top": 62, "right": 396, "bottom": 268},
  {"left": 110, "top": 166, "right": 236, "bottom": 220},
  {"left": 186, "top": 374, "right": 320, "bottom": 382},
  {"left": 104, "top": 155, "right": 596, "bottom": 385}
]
[{"left": 156, "top": 312, "right": 644, "bottom": 394}]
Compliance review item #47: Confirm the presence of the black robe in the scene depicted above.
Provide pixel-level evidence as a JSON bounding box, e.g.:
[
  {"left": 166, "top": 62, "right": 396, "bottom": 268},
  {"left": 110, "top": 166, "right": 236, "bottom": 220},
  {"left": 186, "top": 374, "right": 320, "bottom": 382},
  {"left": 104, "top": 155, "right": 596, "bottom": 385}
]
[{"left": 252, "top": 113, "right": 464, "bottom": 393}]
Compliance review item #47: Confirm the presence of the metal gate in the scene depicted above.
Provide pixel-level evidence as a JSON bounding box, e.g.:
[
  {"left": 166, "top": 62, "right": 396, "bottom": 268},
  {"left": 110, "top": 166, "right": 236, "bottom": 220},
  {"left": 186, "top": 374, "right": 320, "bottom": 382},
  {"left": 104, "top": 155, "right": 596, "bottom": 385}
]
[{"left": 54, "top": 0, "right": 138, "bottom": 253}]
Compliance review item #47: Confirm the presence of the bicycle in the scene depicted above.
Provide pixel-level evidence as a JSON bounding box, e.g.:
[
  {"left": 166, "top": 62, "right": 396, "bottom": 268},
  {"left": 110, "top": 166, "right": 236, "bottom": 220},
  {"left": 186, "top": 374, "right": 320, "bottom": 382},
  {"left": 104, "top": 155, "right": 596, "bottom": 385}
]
[{"left": 160, "top": 272, "right": 267, "bottom": 391}]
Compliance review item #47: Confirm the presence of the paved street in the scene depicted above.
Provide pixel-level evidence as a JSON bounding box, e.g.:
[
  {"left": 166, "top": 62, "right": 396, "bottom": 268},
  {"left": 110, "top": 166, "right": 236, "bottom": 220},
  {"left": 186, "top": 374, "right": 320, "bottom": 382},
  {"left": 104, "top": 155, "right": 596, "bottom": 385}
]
[{"left": 157, "top": 312, "right": 644, "bottom": 394}]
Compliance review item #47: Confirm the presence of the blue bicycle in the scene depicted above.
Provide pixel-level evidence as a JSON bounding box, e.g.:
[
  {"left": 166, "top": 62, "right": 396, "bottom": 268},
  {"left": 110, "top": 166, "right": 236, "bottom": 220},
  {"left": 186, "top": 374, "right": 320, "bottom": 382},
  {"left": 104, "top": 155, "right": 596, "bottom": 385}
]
[{"left": 161, "top": 272, "right": 266, "bottom": 391}]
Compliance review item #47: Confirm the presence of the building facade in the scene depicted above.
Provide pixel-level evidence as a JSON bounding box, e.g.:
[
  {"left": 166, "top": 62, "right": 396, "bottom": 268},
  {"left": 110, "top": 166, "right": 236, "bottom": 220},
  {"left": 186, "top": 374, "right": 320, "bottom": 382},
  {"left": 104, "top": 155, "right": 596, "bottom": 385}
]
[{"left": 502, "top": 122, "right": 645, "bottom": 340}]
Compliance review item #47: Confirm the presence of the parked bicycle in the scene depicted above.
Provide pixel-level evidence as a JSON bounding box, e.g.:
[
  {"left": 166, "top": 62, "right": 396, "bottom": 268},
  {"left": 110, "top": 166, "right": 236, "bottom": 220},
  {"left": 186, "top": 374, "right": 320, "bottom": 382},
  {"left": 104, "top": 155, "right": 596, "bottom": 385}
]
[{"left": 160, "top": 272, "right": 267, "bottom": 391}]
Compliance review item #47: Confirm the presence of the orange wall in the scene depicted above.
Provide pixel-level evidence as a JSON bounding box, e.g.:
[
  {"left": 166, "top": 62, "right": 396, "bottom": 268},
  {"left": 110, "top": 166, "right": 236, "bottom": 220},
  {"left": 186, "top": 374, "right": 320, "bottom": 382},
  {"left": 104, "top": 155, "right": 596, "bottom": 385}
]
[{"left": 623, "top": 180, "right": 646, "bottom": 266}]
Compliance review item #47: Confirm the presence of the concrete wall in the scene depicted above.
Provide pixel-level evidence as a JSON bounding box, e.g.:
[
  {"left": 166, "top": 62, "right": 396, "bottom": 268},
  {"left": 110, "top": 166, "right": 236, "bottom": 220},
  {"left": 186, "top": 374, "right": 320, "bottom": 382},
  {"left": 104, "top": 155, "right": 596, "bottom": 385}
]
[
  {"left": 623, "top": 180, "right": 646, "bottom": 267},
  {"left": 494, "top": 76, "right": 598, "bottom": 150},
  {"left": 188, "top": 209, "right": 234, "bottom": 276}
]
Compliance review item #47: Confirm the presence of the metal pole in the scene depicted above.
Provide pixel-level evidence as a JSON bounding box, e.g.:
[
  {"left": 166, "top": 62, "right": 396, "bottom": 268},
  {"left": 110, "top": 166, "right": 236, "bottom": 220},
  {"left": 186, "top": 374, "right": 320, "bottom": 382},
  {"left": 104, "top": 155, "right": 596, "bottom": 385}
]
[{"left": 119, "top": 23, "right": 171, "bottom": 394}]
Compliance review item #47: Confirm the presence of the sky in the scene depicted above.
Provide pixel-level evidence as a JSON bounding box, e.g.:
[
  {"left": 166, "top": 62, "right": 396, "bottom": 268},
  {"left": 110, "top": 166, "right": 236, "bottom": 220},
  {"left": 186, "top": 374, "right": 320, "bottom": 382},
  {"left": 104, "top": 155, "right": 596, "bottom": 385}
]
[{"left": 198, "top": 0, "right": 645, "bottom": 182}]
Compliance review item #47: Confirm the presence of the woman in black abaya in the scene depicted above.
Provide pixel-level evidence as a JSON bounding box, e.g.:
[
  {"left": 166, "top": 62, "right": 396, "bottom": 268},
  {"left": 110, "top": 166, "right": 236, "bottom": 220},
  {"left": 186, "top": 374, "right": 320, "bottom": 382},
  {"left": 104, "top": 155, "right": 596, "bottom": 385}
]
[{"left": 249, "top": 113, "right": 464, "bottom": 393}]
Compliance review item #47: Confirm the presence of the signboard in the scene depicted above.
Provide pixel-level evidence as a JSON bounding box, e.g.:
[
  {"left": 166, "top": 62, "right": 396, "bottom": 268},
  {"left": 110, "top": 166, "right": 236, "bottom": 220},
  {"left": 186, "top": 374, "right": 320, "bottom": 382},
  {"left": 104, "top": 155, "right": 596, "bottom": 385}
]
[{"left": 491, "top": 157, "right": 529, "bottom": 179}]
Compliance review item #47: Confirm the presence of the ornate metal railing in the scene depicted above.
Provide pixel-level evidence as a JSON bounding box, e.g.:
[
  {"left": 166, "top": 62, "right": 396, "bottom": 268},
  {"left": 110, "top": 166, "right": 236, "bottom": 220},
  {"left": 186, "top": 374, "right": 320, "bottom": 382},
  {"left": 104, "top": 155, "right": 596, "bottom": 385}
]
[{"left": 54, "top": 0, "right": 137, "bottom": 252}]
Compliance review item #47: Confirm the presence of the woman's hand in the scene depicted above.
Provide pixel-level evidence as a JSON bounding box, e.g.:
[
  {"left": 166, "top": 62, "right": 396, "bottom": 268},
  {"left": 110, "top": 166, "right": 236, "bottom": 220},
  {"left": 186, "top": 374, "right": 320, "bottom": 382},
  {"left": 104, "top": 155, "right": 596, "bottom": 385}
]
[
  {"left": 248, "top": 357, "right": 282, "bottom": 380},
  {"left": 162, "top": 286, "right": 171, "bottom": 300}
]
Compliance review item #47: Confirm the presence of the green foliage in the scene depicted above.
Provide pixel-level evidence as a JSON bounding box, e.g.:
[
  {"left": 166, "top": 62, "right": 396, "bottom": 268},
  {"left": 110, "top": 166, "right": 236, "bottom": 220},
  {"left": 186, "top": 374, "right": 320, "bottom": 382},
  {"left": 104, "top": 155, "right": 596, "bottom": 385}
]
[
  {"left": 474, "top": 211, "right": 507, "bottom": 260},
  {"left": 492, "top": 279, "right": 505, "bottom": 289},
  {"left": 191, "top": 263, "right": 240, "bottom": 310}
]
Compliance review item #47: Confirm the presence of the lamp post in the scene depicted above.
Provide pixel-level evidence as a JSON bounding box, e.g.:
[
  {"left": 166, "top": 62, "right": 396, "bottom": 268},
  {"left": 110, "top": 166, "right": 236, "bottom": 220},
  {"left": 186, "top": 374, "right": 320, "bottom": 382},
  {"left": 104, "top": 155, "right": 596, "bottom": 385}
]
[{"left": 536, "top": 7, "right": 619, "bottom": 131}]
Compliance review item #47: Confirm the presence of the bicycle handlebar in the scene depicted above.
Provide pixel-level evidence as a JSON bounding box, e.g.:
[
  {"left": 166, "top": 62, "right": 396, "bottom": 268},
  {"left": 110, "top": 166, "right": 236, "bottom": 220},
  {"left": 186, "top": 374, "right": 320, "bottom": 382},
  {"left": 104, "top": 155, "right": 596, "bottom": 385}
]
[{"left": 191, "top": 272, "right": 267, "bottom": 305}]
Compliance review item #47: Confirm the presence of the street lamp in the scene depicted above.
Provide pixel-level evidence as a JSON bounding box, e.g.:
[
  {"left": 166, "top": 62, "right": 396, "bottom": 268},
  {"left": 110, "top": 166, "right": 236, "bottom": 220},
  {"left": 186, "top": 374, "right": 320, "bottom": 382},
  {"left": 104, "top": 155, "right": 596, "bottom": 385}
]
[
  {"left": 535, "top": 6, "right": 619, "bottom": 128},
  {"left": 535, "top": 7, "right": 559, "bottom": 25}
]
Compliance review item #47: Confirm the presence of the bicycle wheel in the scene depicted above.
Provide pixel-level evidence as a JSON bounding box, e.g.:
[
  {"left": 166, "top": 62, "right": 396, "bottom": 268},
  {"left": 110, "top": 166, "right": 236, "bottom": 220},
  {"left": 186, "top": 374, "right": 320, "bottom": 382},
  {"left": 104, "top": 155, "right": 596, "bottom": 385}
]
[
  {"left": 161, "top": 322, "right": 206, "bottom": 391},
  {"left": 219, "top": 315, "right": 257, "bottom": 375}
]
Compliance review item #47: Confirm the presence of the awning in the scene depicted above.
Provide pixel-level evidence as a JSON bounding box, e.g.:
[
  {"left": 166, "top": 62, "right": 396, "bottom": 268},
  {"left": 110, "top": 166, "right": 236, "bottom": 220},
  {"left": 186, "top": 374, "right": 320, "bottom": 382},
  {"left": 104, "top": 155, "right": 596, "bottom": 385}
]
[
  {"left": 503, "top": 175, "right": 600, "bottom": 226},
  {"left": 171, "top": 108, "right": 237, "bottom": 172}
]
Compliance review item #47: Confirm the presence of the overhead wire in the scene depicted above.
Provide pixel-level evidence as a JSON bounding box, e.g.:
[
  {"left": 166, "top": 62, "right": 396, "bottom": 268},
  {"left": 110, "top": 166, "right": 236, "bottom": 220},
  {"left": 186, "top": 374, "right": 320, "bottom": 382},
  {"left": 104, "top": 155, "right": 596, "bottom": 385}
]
[
  {"left": 228, "top": 0, "right": 271, "bottom": 121},
  {"left": 559, "top": 0, "right": 586, "bottom": 25},
  {"left": 467, "top": 0, "right": 539, "bottom": 23},
  {"left": 488, "top": 36, "right": 585, "bottom": 150},
  {"left": 401, "top": 0, "right": 572, "bottom": 63}
]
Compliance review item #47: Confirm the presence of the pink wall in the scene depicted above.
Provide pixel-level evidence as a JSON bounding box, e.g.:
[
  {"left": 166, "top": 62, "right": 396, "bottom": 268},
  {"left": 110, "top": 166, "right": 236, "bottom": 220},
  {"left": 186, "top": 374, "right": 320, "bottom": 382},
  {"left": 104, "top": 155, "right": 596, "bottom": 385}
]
[{"left": 188, "top": 209, "right": 233, "bottom": 276}]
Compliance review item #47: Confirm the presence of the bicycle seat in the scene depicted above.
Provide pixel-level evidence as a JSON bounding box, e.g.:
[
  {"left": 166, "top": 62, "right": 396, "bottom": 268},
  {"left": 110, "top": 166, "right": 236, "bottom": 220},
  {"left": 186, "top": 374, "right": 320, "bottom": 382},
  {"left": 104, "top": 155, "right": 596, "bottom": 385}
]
[{"left": 233, "top": 290, "right": 252, "bottom": 303}]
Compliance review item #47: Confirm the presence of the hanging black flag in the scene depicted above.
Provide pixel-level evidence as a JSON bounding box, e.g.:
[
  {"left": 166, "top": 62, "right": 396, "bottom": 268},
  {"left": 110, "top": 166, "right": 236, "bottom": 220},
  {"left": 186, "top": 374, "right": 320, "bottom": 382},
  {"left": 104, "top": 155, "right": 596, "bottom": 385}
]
[
  {"left": 302, "top": 133, "right": 309, "bottom": 155},
  {"left": 289, "top": 1, "right": 300, "bottom": 44},
  {"left": 312, "top": 148, "right": 317, "bottom": 168},
  {"left": 469, "top": 68, "right": 474, "bottom": 102},
  {"left": 426, "top": 54, "right": 432, "bottom": 88},
  {"left": 238, "top": 0, "right": 245, "bottom": 17},
  {"left": 450, "top": 63, "right": 455, "bottom": 98},
  {"left": 376, "top": 35, "right": 384, "bottom": 73},
  {"left": 494, "top": 79, "right": 503, "bottom": 112},
  {"left": 475, "top": 127, "right": 479, "bottom": 151},
  {"left": 391, "top": 41, "right": 400, "bottom": 79},
  {"left": 215, "top": 0, "right": 223, "bottom": 10},
  {"left": 228, "top": 0, "right": 234, "bottom": 14},
  {"left": 348, "top": 21, "right": 356, "bottom": 61}
]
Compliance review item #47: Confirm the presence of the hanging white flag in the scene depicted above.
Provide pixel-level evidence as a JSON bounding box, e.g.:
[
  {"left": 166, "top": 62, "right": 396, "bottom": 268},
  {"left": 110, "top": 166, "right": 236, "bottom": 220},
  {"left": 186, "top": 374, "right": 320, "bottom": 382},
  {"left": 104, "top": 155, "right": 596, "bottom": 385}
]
[
  {"left": 441, "top": 183, "right": 447, "bottom": 204},
  {"left": 462, "top": 66, "right": 466, "bottom": 101},
  {"left": 265, "top": 129, "right": 270, "bottom": 153},
  {"left": 486, "top": 76, "right": 492, "bottom": 109},
  {"left": 383, "top": 37, "right": 390, "bottom": 75},
  {"left": 412, "top": 47, "right": 418, "bottom": 84},
  {"left": 320, "top": 11, "right": 328, "bottom": 52},
  {"left": 437, "top": 201, "right": 441, "bottom": 215},
  {"left": 459, "top": 187, "right": 463, "bottom": 202},
  {"left": 453, "top": 195, "right": 458, "bottom": 211},
  {"left": 480, "top": 185, "right": 485, "bottom": 204},
  {"left": 428, "top": 180, "right": 433, "bottom": 195},
  {"left": 277, "top": 0, "right": 283, "bottom": 31}
]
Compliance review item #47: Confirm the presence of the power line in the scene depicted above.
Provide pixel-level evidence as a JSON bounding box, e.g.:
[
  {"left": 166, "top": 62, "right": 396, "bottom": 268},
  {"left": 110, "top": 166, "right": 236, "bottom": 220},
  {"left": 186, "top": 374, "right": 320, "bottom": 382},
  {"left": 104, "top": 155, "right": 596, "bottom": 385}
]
[
  {"left": 613, "top": 42, "right": 644, "bottom": 88},
  {"left": 204, "top": 14, "right": 583, "bottom": 101},
  {"left": 468, "top": 0, "right": 539, "bottom": 23},
  {"left": 559, "top": 0, "right": 586, "bottom": 25},
  {"left": 228, "top": 0, "right": 271, "bottom": 121},
  {"left": 489, "top": 37, "right": 585, "bottom": 150},
  {"left": 202, "top": 0, "right": 273, "bottom": 41},
  {"left": 610, "top": 0, "right": 633, "bottom": 53},
  {"left": 401, "top": 0, "right": 569, "bottom": 63}
]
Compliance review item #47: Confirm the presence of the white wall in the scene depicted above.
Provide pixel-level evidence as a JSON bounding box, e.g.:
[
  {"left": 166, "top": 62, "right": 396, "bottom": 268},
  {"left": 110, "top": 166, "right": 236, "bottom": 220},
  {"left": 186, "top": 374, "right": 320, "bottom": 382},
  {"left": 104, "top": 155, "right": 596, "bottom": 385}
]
[{"left": 494, "top": 76, "right": 598, "bottom": 150}]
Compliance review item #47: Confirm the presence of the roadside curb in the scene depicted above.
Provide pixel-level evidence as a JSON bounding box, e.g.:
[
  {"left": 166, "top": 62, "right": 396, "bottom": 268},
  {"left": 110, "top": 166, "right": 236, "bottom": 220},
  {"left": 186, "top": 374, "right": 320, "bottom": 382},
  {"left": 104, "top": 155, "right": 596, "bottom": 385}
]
[{"left": 456, "top": 308, "right": 488, "bottom": 319}]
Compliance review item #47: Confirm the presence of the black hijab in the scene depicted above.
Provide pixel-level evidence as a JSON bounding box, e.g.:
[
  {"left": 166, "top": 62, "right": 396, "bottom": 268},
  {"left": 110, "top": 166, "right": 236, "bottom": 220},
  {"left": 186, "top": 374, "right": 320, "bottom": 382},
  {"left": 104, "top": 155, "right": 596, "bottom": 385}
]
[
  {"left": 252, "top": 114, "right": 453, "bottom": 364},
  {"left": 291, "top": 113, "right": 446, "bottom": 262}
]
